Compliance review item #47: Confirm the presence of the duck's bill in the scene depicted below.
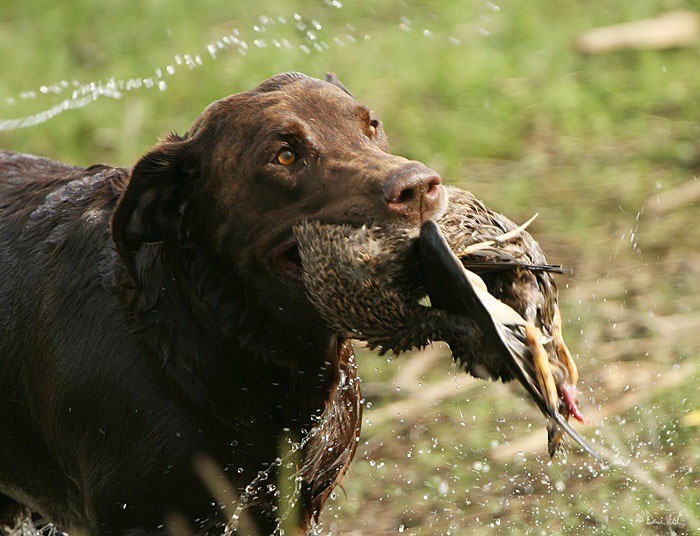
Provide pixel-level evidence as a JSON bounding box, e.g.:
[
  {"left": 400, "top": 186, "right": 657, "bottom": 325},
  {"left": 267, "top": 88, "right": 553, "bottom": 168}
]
[{"left": 547, "top": 409, "right": 603, "bottom": 462}]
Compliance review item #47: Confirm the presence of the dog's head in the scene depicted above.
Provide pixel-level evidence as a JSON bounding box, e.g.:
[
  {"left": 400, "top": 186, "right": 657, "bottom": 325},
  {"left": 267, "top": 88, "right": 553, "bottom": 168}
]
[{"left": 111, "top": 72, "right": 447, "bottom": 295}]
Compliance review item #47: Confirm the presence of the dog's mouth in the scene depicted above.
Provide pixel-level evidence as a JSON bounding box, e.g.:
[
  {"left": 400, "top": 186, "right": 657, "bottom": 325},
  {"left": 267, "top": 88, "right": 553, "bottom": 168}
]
[{"left": 270, "top": 239, "right": 304, "bottom": 282}]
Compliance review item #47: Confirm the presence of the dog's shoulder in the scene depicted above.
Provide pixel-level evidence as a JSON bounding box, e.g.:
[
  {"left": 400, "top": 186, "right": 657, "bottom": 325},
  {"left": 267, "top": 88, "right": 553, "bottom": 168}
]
[
  {"left": 0, "top": 151, "right": 127, "bottom": 234},
  {"left": 0, "top": 151, "right": 129, "bottom": 298},
  {"left": 0, "top": 151, "right": 118, "bottom": 198}
]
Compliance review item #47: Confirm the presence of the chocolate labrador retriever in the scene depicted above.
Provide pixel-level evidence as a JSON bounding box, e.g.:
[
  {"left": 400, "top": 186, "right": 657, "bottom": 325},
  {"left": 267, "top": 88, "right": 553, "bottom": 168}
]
[{"left": 0, "top": 73, "right": 446, "bottom": 534}]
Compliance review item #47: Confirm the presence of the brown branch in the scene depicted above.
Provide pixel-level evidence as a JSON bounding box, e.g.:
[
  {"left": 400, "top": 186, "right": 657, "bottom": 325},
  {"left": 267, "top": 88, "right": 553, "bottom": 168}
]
[{"left": 575, "top": 11, "right": 700, "bottom": 54}]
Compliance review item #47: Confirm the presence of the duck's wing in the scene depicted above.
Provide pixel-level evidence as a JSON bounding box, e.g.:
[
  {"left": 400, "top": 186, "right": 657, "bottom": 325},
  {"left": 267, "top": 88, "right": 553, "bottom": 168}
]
[{"left": 417, "top": 220, "right": 600, "bottom": 461}]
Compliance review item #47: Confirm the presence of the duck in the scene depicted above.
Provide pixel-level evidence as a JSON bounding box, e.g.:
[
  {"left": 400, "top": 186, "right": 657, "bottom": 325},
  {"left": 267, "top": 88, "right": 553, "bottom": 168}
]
[{"left": 294, "top": 186, "right": 599, "bottom": 460}]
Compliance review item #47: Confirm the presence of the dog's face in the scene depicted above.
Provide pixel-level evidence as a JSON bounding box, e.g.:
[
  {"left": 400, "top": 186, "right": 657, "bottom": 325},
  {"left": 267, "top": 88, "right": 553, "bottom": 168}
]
[{"left": 112, "top": 72, "right": 446, "bottom": 294}]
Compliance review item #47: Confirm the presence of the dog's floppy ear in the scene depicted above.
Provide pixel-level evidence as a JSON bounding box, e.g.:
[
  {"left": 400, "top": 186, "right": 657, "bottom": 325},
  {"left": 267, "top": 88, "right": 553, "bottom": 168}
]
[{"left": 111, "top": 133, "right": 194, "bottom": 281}]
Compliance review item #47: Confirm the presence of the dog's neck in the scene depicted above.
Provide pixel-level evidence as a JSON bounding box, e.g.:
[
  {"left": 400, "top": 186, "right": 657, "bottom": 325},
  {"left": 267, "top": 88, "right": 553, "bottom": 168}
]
[{"left": 116, "top": 240, "right": 342, "bottom": 428}]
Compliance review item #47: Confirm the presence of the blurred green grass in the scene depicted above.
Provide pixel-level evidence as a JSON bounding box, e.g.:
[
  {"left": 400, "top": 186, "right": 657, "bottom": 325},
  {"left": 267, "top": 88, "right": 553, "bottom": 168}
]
[{"left": 2, "top": 0, "right": 699, "bottom": 534}]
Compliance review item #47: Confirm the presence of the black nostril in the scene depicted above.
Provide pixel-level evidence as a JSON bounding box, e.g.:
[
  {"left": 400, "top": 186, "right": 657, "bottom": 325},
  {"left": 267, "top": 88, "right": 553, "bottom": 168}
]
[{"left": 396, "top": 188, "right": 416, "bottom": 204}]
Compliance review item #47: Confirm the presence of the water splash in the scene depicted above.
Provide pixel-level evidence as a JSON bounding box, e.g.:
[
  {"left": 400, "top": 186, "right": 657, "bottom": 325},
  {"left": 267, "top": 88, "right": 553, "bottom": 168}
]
[{"left": 0, "top": 4, "right": 476, "bottom": 131}]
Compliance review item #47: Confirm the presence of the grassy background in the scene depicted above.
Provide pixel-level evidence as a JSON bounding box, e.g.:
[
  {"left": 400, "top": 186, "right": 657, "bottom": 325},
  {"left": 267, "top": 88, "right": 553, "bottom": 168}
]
[{"left": 2, "top": 0, "right": 699, "bottom": 534}]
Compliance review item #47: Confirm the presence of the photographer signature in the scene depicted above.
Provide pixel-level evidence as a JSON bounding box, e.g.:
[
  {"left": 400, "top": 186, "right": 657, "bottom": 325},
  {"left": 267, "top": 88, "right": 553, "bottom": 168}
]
[{"left": 643, "top": 510, "right": 683, "bottom": 528}]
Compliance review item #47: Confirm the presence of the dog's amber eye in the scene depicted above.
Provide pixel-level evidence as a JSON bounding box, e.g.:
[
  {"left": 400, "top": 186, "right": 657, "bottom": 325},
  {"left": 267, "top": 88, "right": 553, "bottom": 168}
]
[
  {"left": 276, "top": 149, "right": 297, "bottom": 166},
  {"left": 368, "top": 119, "right": 379, "bottom": 138}
]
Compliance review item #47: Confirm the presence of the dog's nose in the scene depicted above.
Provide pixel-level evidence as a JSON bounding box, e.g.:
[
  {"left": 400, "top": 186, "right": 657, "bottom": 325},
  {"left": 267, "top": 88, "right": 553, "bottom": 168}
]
[{"left": 384, "top": 164, "right": 444, "bottom": 222}]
